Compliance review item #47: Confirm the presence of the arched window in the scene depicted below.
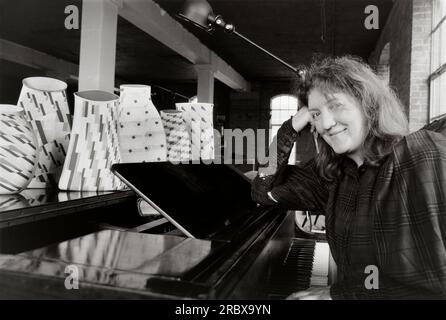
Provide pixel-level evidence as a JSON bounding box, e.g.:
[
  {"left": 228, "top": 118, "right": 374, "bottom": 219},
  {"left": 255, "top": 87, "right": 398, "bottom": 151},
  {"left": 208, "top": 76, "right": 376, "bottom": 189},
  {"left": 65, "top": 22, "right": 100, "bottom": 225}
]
[{"left": 270, "top": 94, "right": 298, "bottom": 164}]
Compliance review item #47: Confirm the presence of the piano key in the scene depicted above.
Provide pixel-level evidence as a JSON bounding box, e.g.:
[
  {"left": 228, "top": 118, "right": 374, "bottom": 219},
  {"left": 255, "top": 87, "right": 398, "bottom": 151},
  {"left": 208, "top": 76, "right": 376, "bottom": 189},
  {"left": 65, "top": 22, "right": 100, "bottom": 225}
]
[
  {"left": 310, "top": 242, "right": 330, "bottom": 287},
  {"left": 268, "top": 238, "right": 331, "bottom": 298}
]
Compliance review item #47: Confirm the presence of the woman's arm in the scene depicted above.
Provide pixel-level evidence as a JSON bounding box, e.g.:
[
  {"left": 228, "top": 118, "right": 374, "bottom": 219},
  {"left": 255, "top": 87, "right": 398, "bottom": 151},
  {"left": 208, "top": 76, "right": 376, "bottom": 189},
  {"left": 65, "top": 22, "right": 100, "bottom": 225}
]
[{"left": 251, "top": 108, "right": 328, "bottom": 211}]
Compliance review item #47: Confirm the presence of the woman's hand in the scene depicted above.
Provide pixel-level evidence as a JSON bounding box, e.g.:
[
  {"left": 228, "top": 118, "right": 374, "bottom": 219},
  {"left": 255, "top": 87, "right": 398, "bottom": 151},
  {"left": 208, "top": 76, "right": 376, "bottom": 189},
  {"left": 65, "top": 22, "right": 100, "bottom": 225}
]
[
  {"left": 286, "top": 287, "right": 332, "bottom": 300},
  {"left": 291, "top": 107, "right": 312, "bottom": 133}
]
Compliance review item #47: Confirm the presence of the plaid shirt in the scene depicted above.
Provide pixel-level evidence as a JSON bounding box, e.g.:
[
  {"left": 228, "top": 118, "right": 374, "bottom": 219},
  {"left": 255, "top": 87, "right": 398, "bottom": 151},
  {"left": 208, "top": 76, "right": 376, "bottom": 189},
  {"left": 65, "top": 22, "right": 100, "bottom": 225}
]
[{"left": 252, "top": 119, "right": 446, "bottom": 299}]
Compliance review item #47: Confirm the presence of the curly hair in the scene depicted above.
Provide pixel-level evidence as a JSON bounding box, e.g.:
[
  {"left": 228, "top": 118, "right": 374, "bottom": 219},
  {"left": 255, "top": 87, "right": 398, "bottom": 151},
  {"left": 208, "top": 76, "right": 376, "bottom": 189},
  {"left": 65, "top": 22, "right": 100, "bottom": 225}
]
[{"left": 297, "top": 56, "right": 409, "bottom": 181}]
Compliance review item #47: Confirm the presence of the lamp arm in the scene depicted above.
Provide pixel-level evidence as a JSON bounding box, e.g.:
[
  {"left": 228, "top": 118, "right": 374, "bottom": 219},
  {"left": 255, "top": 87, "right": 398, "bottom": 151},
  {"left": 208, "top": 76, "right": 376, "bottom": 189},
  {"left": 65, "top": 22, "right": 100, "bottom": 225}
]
[{"left": 232, "top": 30, "right": 299, "bottom": 74}]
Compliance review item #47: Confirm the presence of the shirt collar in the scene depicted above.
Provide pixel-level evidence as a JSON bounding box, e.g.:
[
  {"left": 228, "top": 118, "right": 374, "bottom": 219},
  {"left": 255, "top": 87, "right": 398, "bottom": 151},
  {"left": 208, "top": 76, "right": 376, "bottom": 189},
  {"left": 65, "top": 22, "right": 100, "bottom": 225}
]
[{"left": 341, "top": 156, "right": 368, "bottom": 178}]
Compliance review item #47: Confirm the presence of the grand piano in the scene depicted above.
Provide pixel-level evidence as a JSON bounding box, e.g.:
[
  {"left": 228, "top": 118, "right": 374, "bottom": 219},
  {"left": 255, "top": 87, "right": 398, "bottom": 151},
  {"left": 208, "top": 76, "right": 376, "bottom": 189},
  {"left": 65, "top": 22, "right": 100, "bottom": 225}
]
[{"left": 0, "top": 163, "right": 333, "bottom": 299}]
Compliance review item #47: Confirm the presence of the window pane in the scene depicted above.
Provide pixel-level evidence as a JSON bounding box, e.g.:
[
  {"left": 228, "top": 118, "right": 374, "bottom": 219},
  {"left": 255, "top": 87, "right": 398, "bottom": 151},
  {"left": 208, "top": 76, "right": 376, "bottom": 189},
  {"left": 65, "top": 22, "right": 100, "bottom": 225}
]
[
  {"left": 271, "top": 98, "right": 278, "bottom": 110},
  {"left": 270, "top": 95, "right": 298, "bottom": 126},
  {"left": 440, "top": 0, "right": 446, "bottom": 23},
  {"left": 271, "top": 125, "right": 280, "bottom": 140},
  {"left": 434, "top": 0, "right": 446, "bottom": 27},
  {"left": 440, "top": 72, "right": 446, "bottom": 116},
  {"left": 281, "top": 109, "right": 290, "bottom": 121},
  {"left": 270, "top": 111, "right": 278, "bottom": 124},
  {"left": 430, "top": 73, "right": 446, "bottom": 120},
  {"left": 435, "top": 76, "right": 441, "bottom": 117},
  {"left": 430, "top": 1, "right": 446, "bottom": 120},
  {"left": 431, "top": 23, "right": 446, "bottom": 72},
  {"left": 441, "top": 21, "right": 446, "bottom": 66},
  {"left": 431, "top": 78, "right": 437, "bottom": 118},
  {"left": 432, "top": 29, "right": 439, "bottom": 72}
]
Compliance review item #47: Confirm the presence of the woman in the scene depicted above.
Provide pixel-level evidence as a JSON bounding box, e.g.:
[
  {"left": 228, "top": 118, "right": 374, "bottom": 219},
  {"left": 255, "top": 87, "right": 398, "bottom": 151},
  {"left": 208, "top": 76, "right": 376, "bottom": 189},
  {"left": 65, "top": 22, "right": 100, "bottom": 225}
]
[{"left": 252, "top": 56, "right": 446, "bottom": 299}]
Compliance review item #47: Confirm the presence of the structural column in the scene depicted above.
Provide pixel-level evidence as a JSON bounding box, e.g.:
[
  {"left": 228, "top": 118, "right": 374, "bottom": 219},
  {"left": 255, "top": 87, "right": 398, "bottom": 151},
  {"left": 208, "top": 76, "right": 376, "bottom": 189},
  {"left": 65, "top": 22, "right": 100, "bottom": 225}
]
[
  {"left": 78, "top": 0, "right": 121, "bottom": 92},
  {"left": 195, "top": 64, "right": 215, "bottom": 103}
]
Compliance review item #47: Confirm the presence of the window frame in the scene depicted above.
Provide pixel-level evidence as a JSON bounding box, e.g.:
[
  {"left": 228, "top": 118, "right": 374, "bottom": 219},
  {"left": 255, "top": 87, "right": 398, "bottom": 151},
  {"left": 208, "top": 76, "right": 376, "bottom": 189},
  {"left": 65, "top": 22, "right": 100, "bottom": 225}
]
[{"left": 429, "top": 0, "right": 446, "bottom": 121}]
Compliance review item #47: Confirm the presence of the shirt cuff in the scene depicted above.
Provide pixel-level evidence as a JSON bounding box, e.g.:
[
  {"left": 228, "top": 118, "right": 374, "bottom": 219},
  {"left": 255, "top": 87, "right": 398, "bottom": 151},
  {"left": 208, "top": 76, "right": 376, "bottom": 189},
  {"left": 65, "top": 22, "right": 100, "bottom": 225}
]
[
  {"left": 279, "top": 118, "right": 300, "bottom": 140},
  {"left": 267, "top": 191, "right": 278, "bottom": 203}
]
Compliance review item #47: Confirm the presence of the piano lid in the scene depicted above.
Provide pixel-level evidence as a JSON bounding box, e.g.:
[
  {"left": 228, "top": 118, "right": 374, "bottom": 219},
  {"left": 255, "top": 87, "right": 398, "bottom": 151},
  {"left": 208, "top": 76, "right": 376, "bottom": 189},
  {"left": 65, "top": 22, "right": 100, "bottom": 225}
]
[{"left": 112, "top": 162, "right": 259, "bottom": 239}]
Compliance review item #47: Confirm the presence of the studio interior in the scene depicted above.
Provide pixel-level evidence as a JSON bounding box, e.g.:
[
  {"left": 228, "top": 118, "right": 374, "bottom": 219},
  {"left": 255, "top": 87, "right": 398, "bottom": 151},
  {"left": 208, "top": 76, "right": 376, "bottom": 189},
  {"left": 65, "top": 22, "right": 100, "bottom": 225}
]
[{"left": 0, "top": 0, "right": 444, "bottom": 300}]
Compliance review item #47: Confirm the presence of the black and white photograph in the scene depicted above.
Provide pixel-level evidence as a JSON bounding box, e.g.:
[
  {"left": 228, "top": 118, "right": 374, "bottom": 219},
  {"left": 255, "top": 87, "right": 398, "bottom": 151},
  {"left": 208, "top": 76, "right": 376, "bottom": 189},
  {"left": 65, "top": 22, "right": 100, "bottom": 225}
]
[{"left": 0, "top": 0, "right": 445, "bottom": 307}]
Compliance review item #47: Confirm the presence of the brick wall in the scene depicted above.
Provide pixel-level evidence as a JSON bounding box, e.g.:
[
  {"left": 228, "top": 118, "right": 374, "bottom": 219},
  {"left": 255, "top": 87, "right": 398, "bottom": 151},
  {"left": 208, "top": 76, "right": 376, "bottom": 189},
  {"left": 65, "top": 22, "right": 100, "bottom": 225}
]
[
  {"left": 370, "top": 0, "right": 413, "bottom": 116},
  {"left": 370, "top": 0, "right": 432, "bottom": 132}
]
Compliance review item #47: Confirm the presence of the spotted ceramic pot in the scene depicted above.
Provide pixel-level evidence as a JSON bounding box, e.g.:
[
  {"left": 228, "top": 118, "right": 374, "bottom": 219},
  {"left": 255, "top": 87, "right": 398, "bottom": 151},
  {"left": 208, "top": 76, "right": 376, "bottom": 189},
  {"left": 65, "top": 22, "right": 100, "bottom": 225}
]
[{"left": 117, "top": 85, "right": 167, "bottom": 163}]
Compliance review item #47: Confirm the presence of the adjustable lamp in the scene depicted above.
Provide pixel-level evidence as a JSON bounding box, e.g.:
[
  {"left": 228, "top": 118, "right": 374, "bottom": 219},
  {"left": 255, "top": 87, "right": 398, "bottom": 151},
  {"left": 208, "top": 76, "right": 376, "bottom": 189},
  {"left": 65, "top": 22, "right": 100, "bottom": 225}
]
[{"left": 177, "top": 0, "right": 301, "bottom": 75}]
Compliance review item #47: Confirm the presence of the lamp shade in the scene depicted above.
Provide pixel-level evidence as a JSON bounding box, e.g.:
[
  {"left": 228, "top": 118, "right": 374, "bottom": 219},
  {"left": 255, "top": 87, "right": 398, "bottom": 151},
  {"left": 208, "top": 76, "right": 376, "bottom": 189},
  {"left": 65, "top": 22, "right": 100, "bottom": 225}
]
[{"left": 180, "top": 0, "right": 214, "bottom": 30}]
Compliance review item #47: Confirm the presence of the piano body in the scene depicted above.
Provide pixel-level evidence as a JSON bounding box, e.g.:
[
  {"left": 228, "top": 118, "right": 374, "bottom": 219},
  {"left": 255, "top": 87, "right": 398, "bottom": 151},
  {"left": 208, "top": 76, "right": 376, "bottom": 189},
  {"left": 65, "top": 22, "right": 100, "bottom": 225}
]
[{"left": 0, "top": 168, "right": 334, "bottom": 299}]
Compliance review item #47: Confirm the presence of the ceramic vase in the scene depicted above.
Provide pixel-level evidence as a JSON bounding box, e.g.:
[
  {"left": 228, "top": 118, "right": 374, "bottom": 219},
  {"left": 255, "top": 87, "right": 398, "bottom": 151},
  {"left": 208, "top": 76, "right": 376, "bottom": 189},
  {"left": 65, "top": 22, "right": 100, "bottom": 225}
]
[
  {"left": 160, "top": 110, "right": 191, "bottom": 162},
  {"left": 175, "top": 103, "right": 214, "bottom": 161},
  {"left": 118, "top": 85, "right": 167, "bottom": 163},
  {"left": 17, "top": 77, "right": 72, "bottom": 188},
  {"left": 0, "top": 104, "right": 38, "bottom": 194},
  {"left": 58, "top": 90, "right": 125, "bottom": 191}
]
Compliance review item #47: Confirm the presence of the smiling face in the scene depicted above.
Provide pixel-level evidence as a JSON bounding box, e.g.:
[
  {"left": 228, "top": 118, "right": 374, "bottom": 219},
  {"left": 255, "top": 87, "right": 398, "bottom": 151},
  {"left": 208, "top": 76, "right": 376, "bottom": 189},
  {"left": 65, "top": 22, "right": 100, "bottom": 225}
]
[{"left": 308, "top": 88, "right": 368, "bottom": 163}]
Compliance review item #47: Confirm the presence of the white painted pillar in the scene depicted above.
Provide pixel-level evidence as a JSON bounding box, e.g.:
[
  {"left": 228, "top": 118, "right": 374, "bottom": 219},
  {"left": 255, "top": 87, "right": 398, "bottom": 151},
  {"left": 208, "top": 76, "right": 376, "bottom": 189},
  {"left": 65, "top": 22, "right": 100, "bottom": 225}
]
[
  {"left": 195, "top": 64, "right": 215, "bottom": 103},
  {"left": 78, "top": 0, "right": 121, "bottom": 92}
]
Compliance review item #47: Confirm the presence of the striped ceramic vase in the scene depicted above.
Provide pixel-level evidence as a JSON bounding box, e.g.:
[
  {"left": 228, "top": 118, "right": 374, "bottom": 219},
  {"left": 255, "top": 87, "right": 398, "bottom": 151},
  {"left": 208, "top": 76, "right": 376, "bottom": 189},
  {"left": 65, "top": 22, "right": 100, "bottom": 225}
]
[
  {"left": 118, "top": 85, "right": 167, "bottom": 163},
  {"left": 0, "top": 104, "right": 38, "bottom": 194},
  {"left": 17, "top": 77, "right": 72, "bottom": 188},
  {"left": 58, "top": 90, "right": 125, "bottom": 191}
]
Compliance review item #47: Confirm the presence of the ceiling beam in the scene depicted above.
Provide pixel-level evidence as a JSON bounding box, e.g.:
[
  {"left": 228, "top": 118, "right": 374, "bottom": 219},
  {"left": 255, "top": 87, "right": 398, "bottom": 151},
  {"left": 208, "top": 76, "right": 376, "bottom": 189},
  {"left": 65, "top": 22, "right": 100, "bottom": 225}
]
[
  {"left": 118, "top": 0, "right": 250, "bottom": 92},
  {"left": 0, "top": 38, "right": 193, "bottom": 100},
  {"left": 0, "top": 38, "right": 78, "bottom": 80}
]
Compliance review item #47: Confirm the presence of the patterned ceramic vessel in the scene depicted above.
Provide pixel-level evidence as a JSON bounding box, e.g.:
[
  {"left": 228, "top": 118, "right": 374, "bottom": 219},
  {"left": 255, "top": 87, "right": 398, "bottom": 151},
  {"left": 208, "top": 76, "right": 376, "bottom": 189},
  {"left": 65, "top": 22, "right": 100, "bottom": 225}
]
[
  {"left": 17, "top": 77, "right": 72, "bottom": 188},
  {"left": 160, "top": 110, "right": 190, "bottom": 162},
  {"left": 118, "top": 85, "right": 167, "bottom": 163},
  {"left": 175, "top": 103, "right": 214, "bottom": 161},
  {"left": 0, "top": 104, "right": 38, "bottom": 194},
  {"left": 58, "top": 90, "right": 125, "bottom": 191}
]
